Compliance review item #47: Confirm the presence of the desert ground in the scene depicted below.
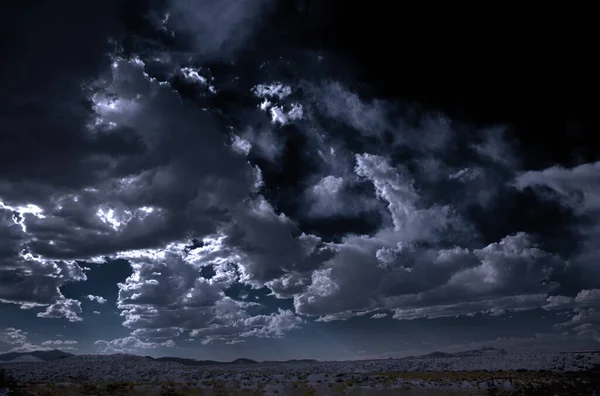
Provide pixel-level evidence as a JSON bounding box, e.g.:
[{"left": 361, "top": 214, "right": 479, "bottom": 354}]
[{"left": 1, "top": 350, "right": 599, "bottom": 395}]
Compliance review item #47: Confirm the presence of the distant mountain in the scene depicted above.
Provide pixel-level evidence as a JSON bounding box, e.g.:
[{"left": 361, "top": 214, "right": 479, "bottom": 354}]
[
  {"left": 415, "top": 347, "right": 507, "bottom": 359},
  {"left": 154, "top": 356, "right": 317, "bottom": 366},
  {"left": 0, "top": 350, "right": 316, "bottom": 366},
  {"left": 0, "top": 349, "right": 74, "bottom": 362},
  {"left": 1, "top": 355, "right": 45, "bottom": 363},
  {"left": 263, "top": 359, "right": 319, "bottom": 364},
  {"left": 423, "top": 351, "right": 451, "bottom": 358},
  {"left": 453, "top": 347, "right": 507, "bottom": 357},
  {"left": 155, "top": 357, "right": 221, "bottom": 366},
  {"left": 231, "top": 358, "right": 258, "bottom": 365},
  {"left": 155, "top": 356, "right": 259, "bottom": 366}
]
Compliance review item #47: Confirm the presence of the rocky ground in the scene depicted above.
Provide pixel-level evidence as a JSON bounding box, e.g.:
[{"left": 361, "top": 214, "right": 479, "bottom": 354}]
[{"left": 1, "top": 351, "right": 599, "bottom": 395}]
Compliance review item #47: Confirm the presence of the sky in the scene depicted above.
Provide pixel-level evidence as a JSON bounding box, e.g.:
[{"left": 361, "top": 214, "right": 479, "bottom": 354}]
[{"left": 0, "top": 1, "right": 599, "bottom": 361}]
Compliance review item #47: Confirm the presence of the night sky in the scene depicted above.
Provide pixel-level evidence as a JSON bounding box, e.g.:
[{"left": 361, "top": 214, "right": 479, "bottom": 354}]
[{"left": 1, "top": 1, "right": 599, "bottom": 361}]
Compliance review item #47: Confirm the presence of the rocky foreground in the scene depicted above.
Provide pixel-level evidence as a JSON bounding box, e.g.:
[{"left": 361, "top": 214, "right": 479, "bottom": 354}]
[{"left": 1, "top": 351, "right": 599, "bottom": 395}]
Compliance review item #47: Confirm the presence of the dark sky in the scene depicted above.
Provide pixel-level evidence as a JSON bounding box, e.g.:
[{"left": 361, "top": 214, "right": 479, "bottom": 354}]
[{"left": 1, "top": 1, "right": 599, "bottom": 360}]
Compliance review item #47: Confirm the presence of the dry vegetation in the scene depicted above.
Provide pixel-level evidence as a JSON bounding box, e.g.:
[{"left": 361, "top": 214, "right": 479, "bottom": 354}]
[
  {"left": 2, "top": 352, "right": 599, "bottom": 396},
  {"left": 2, "top": 366, "right": 600, "bottom": 395}
]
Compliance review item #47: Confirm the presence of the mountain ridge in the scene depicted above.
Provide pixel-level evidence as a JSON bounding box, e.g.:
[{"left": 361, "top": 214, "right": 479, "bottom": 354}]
[
  {"left": 0, "top": 346, "right": 506, "bottom": 365},
  {"left": 0, "top": 349, "right": 73, "bottom": 362}
]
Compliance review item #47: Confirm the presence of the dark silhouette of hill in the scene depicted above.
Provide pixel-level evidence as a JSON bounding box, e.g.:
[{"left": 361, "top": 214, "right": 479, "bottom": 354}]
[
  {"left": 263, "top": 359, "right": 318, "bottom": 364},
  {"left": 154, "top": 356, "right": 221, "bottom": 366},
  {"left": 154, "top": 356, "right": 318, "bottom": 366},
  {"left": 0, "top": 349, "right": 73, "bottom": 362},
  {"left": 416, "top": 347, "right": 507, "bottom": 359},
  {"left": 1, "top": 349, "right": 318, "bottom": 366}
]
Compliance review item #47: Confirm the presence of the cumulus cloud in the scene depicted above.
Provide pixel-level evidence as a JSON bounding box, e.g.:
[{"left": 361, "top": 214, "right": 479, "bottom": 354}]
[
  {"left": 293, "top": 231, "right": 564, "bottom": 321},
  {"left": 41, "top": 340, "right": 79, "bottom": 346},
  {"left": 114, "top": 238, "right": 305, "bottom": 344},
  {"left": 0, "top": 207, "right": 87, "bottom": 319},
  {"left": 37, "top": 299, "right": 83, "bottom": 322},
  {"left": 515, "top": 161, "right": 600, "bottom": 213},
  {"left": 0, "top": 328, "right": 76, "bottom": 353},
  {"left": 95, "top": 336, "right": 176, "bottom": 354},
  {"left": 542, "top": 289, "right": 600, "bottom": 342},
  {"left": 86, "top": 295, "right": 107, "bottom": 304},
  {"left": 191, "top": 309, "right": 303, "bottom": 344},
  {"left": 514, "top": 161, "right": 600, "bottom": 292}
]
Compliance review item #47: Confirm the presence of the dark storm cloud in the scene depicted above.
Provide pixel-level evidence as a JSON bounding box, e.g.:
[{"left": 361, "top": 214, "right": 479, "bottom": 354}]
[
  {"left": 514, "top": 161, "right": 600, "bottom": 290},
  {"left": 0, "top": 1, "right": 126, "bottom": 196},
  {"left": 0, "top": 208, "right": 86, "bottom": 321},
  {"left": 164, "top": 0, "right": 276, "bottom": 60},
  {"left": 229, "top": 79, "right": 578, "bottom": 327},
  {"left": 0, "top": 1, "right": 269, "bottom": 338},
  {"left": 514, "top": 161, "right": 600, "bottom": 341},
  {"left": 8, "top": 57, "right": 256, "bottom": 261}
]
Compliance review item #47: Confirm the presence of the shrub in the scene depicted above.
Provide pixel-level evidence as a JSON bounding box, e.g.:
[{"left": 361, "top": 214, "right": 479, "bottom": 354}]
[{"left": 0, "top": 368, "right": 29, "bottom": 396}]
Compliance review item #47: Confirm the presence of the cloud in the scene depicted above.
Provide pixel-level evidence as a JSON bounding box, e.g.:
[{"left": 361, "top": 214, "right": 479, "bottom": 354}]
[
  {"left": 0, "top": 1, "right": 124, "bottom": 194},
  {"left": 190, "top": 309, "right": 302, "bottom": 344},
  {"left": 514, "top": 161, "right": 600, "bottom": 213},
  {"left": 11, "top": 56, "right": 256, "bottom": 261},
  {"left": 1, "top": 328, "right": 28, "bottom": 347},
  {"left": 114, "top": 239, "right": 305, "bottom": 344},
  {"left": 293, "top": 232, "right": 563, "bottom": 321},
  {"left": 289, "top": 150, "right": 564, "bottom": 321},
  {"left": 37, "top": 299, "right": 83, "bottom": 322},
  {"left": 310, "top": 82, "right": 391, "bottom": 137},
  {"left": 165, "top": 0, "right": 275, "bottom": 60},
  {"left": 116, "top": 242, "right": 243, "bottom": 335},
  {"left": 391, "top": 294, "right": 548, "bottom": 320},
  {"left": 41, "top": 340, "right": 79, "bottom": 346},
  {"left": 542, "top": 289, "right": 600, "bottom": 342},
  {"left": 85, "top": 295, "right": 108, "bottom": 304},
  {"left": 0, "top": 208, "right": 87, "bottom": 318},
  {"left": 0, "top": 49, "right": 262, "bottom": 329},
  {"left": 514, "top": 161, "right": 600, "bottom": 292},
  {"left": 2, "top": 2, "right": 595, "bottom": 356},
  {"left": 223, "top": 196, "right": 335, "bottom": 289},
  {"left": 95, "top": 336, "right": 176, "bottom": 354},
  {"left": 303, "top": 175, "right": 381, "bottom": 219},
  {"left": 0, "top": 328, "right": 76, "bottom": 353}
]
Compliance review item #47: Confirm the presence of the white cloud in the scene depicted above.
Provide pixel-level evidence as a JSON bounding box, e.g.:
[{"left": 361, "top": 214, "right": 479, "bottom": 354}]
[
  {"left": 514, "top": 161, "right": 600, "bottom": 292},
  {"left": 370, "top": 313, "right": 387, "bottom": 319},
  {"left": 515, "top": 161, "right": 600, "bottom": 213},
  {"left": 0, "top": 328, "right": 73, "bottom": 353},
  {"left": 190, "top": 309, "right": 303, "bottom": 344},
  {"left": 391, "top": 295, "right": 548, "bottom": 320},
  {"left": 252, "top": 83, "right": 292, "bottom": 100},
  {"left": 95, "top": 336, "right": 176, "bottom": 354},
  {"left": 86, "top": 295, "right": 107, "bottom": 304},
  {"left": 41, "top": 340, "right": 78, "bottom": 346},
  {"left": 543, "top": 289, "right": 600, "bottom": 342},
  {"left": 37, "top": 298, "right": 83, "bottom": 322}
]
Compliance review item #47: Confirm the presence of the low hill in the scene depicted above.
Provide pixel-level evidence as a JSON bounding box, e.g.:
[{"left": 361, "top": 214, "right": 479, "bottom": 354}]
[
  {"left": 0, "top": 349, "right": 74, "bottom": 362},
  {"left": 416, "top": 347, "right": 507, "bottom": 359}
]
